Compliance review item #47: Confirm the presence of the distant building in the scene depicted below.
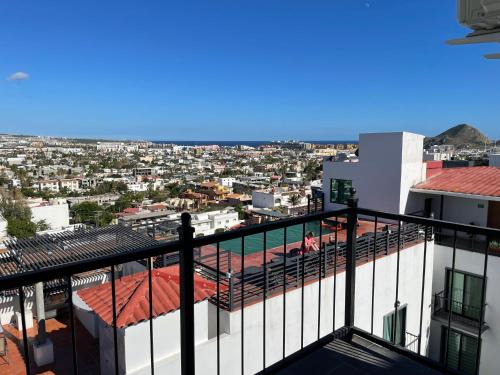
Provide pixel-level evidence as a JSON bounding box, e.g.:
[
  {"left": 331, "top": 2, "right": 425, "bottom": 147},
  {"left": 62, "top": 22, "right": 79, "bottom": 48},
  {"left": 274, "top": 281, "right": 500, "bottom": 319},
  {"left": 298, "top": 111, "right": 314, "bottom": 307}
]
[{"left": 27, "top": 198, "right": 70, "bottom": 231}]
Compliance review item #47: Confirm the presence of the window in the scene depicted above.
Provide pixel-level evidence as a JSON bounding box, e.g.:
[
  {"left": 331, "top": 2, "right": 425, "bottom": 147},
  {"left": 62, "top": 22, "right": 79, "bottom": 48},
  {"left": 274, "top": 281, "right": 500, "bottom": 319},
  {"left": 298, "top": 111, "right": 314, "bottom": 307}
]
[
  {"left": 446, "top": 270, "right": 484, "bottom": 321},
  {"left": 383, "top": 306, "right": 407, "bottom": 346},
  {"left": 441, "top": 327, "right": 478, "bottom": 375},
  {"left": 330, "top": 179, "right": 353, "bottom": 204}
]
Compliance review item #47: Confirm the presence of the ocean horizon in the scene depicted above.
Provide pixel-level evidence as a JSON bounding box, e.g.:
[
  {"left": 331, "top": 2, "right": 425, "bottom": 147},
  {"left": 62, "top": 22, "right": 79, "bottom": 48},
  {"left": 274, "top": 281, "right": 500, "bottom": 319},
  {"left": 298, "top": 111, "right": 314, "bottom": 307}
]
[{"left": 152, "top": 140, "right": 358, "bottom": 147}]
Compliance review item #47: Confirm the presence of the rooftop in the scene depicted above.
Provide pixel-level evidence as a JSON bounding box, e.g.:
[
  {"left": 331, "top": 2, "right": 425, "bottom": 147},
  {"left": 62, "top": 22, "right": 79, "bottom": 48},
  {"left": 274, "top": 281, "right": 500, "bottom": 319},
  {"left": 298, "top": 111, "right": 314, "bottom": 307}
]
[
  {"left": 413, "top": 166, "right": 500, "bottom": 199},
  {"left": 77, "top": 265, "right": 222, "bottom": 328}
]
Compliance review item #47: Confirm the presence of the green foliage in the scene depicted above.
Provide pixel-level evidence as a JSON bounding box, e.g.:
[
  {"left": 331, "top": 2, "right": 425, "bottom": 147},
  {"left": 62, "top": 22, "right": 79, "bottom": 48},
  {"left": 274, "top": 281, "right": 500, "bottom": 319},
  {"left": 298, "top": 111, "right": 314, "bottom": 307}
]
[
  {"left": 71, "top": 201, "right": 100, "bottom": 224},
  {"left": 7, "top": 218, "right": 37, "bottom": 238},
  {"left": 147, "top": 189, "right": 168, "bottom": 203},
  {"left": 111, "top": 192, "right": 144, "bottom": 213},
  {"left": 287, "top": 194, "right": 301, "bottom": 206},
  {"left": 35, "top": 219, "right": 51, "bottom": 232},
  {"left": 0, "top": 191, "right": 38, "bottom": 238},
  {"left": 71, "top": 201, "right": 115, "bottom": 227}
]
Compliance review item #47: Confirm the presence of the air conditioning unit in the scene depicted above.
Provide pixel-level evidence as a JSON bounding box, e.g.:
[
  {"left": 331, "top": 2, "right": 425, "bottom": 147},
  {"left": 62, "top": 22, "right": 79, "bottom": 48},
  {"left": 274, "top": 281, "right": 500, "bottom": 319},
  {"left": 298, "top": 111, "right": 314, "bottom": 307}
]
[
  {"left": 448, "top": 0, "right": 500, "bottom": 58},
  {"left": 458, "top": 0, "right": 500, "bottom": 30}
]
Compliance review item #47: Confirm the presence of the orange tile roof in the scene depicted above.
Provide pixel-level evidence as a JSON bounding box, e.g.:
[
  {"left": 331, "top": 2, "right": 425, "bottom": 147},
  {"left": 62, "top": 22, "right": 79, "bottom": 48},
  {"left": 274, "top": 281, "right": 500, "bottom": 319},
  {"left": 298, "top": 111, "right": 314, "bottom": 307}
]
[
  {"left": 78, "top": 266, "right": 223, "bottom": 328},
  {"left": 414, "top": 166, "right": 500, "bottom": 197}
]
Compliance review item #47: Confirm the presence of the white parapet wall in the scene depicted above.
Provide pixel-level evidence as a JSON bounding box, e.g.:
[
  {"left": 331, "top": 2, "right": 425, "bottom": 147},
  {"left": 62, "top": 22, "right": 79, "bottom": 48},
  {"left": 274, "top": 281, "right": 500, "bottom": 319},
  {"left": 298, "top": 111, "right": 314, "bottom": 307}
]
[{"left": 123, "top": 240, "right": 433, "bottom": 375}]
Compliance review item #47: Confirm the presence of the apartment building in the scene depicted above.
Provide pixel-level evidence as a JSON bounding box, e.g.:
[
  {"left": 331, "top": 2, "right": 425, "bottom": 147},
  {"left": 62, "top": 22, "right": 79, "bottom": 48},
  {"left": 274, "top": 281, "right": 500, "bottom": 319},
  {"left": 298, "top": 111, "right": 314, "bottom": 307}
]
[
  {"left": 36, "top": 179, "right": 60, "bottom": 193},
  {"left": 322, "top": 131, "right": 500, "bottom": 374},
  {"left": 59, "top": 178, "right": 81, "bottom": 192}
]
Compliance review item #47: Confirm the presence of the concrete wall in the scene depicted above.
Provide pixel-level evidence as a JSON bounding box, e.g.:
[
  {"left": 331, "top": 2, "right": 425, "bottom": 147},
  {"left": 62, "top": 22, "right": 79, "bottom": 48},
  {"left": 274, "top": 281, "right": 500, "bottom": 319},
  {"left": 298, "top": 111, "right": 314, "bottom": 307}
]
[
  {"left": 124, "top": 241, "right": 433, "bottom": 375},
  {"left": 429, "top": 245, "right": 500, "bottom": 375},
  {"left": 489, "top": 154, "right": 500, "bottom": 167},
  {"left": 252, "top": 191, "right": 278, "bottom": 209},
  {"left": 323, "top": 132, "right": 425, "bottom": 214},
  {"left": 31, "top": 203, "right": 70, "bottom": 230},
  {"left": 125, "top": 302, "right": 209, "bottom": 374},
  {"left": 408, "top": 192, "right": 489, "bottom": 228}
]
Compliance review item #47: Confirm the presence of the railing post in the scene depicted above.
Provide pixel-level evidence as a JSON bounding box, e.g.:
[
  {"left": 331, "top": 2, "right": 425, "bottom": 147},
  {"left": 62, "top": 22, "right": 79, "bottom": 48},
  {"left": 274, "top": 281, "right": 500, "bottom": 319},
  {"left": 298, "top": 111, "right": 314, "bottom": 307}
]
[
  {"left": 307, "top": 194, "right": 311, "bottom": 214},
  {"left": 345, "top": 188, "right": 358, "bottom": 329},
  {"left": 178, "top": 213, "right": 195, "bottom": 375}
]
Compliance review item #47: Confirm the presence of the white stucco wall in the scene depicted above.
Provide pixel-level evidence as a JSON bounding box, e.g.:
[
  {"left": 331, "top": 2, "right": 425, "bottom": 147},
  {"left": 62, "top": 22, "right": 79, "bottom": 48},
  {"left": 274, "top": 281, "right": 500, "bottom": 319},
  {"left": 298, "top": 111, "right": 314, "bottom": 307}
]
[
  {"left": 31, "top": 203, "right": 70, "bottom": 230},
  {"left": 122, "top": 301, "right": 209, "bottom": 374},
  {"left": 489, "top": 154, "right": 500, "bottom": 167},
  {"left": 252, "top": 191, "right": 279, "bottom": 209},
  {"left": 121, "top": 241, "right": 433, "bottom": 375},
  {"left": 429, "top": 244, "right": 500, "bottom": 375},
  {"left": 323, "top": 132, "right": 425, "bottom": 214}
]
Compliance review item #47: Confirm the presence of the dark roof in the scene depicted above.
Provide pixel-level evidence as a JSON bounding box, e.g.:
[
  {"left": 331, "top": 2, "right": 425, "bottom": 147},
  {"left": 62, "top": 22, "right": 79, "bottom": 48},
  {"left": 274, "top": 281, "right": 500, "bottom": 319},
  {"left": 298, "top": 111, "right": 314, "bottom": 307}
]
[{"left": 2, "top": 225, "right": 158, "bottom": 276}]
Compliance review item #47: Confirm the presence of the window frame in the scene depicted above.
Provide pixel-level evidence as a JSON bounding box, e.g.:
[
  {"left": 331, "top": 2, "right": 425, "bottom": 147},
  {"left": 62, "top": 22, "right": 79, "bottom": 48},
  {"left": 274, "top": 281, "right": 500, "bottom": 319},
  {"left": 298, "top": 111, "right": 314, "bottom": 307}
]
[
  {"left": 329, "top": 178, "right": 353, "bottom": 204},
  {"left": 444, "top": 268, "right": 485, "bottom": 322},
  {"left": 440, "top": 326, "right": 480, "bottom": 375}
]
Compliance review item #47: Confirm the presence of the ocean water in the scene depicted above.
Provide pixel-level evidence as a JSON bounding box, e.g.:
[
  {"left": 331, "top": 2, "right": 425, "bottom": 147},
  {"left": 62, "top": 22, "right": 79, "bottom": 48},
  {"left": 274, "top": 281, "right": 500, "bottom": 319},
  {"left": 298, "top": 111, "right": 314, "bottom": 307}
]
[{"left": 152, "top": 140, "right": 357, "bottom": 147}]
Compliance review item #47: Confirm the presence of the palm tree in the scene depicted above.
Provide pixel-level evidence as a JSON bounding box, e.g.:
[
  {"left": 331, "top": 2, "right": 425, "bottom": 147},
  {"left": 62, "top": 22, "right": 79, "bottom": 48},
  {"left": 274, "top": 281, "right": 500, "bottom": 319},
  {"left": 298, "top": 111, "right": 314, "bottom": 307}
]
[{"left": 287, "top": 194, "right": 301, "bottom": 207}]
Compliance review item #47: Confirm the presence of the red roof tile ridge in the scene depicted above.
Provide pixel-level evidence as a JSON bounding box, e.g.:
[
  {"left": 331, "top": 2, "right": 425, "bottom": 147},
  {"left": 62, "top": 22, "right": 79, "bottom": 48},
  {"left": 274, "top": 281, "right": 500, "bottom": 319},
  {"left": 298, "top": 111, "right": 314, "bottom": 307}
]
[{"left": 115, "top": 272, "right": 149, "bottom": 326}]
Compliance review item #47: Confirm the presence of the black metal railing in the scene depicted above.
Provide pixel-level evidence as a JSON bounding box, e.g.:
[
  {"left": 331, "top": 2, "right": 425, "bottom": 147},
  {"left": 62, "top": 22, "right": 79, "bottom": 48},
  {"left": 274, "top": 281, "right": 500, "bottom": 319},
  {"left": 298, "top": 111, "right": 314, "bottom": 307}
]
[
  {"left": 1, "top": 193, "right": 499, "bottom": 375},
  {"left": 433, "top": 290, "right": 486, "bottom": 331},
  {"left": 405, "top": 332, "right": 420, "bottom": 353}
]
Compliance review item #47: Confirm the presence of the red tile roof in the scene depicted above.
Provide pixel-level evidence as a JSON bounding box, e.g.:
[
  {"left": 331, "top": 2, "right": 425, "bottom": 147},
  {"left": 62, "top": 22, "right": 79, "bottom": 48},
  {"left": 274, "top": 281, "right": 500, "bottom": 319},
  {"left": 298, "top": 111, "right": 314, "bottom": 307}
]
[
  {"left": 414, "top": 166, "right": 500, "bottom": 197},
  {"left": 78, "top": 266, "right": 223, "bottom": 328}
]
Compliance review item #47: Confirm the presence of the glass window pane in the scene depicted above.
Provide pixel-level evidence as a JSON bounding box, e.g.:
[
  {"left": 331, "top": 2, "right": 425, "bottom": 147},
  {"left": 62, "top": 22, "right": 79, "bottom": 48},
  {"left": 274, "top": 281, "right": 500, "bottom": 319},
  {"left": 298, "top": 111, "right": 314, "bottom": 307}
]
[
  {"left": 460, "top": 334, "right": 478, "bottom": 375},
  {"left": 447, "top": 331, "right": 461, "bottom": 370},
  {"left": 464, "top": 275, "right": 483, "bottom": 320}
]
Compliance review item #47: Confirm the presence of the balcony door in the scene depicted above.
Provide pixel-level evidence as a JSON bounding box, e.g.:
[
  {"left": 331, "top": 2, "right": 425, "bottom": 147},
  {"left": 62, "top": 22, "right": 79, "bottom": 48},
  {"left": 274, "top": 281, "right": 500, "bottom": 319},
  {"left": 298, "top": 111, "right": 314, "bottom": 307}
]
[
  {"left": 446, "top": 270, "right": 483, "bottom": 321},
  {"left": 441, "top": 327, "right": 478, "bottom": 375},
  {"left": 383, "top": 306, "right": 406, "bottom": 346}
]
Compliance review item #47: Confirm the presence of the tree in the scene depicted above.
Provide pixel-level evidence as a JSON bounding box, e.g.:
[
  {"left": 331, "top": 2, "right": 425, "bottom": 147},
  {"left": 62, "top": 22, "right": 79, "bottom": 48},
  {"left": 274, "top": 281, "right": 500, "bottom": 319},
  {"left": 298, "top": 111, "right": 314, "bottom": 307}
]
[
  {"left": 71, "top": 201, "right": 101, "bottom": 224},
  {"left": 0, "top": 190, "right": 38, "bottom": 238},
  {"left": 35, "top": 219, "right": 51, "bottom": 232},
  {"left": 287, "top": 194, "right": 301, "bottom": 207},
  {"left": 7, "top": 218, "right": 37, "bottom": 238}
]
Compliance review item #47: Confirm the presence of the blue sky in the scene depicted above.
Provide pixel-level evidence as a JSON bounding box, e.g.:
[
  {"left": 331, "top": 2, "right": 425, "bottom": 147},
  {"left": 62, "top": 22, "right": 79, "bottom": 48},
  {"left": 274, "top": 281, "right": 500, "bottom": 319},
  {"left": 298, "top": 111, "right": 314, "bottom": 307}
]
[{"left": 1, "top": 1, "right": 499, "bottom": 141}]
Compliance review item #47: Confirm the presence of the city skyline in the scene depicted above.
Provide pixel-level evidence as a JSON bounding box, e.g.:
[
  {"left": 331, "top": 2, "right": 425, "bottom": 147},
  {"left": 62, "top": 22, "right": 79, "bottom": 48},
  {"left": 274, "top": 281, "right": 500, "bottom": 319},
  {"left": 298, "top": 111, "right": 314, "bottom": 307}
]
[{"left": 1, "top": 1, "right": 500, "bottom": 141}]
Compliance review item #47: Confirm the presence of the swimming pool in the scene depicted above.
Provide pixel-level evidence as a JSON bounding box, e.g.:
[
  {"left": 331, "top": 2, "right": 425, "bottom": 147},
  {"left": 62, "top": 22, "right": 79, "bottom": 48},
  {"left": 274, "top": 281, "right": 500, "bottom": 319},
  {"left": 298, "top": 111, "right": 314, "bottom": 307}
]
[{"left": 218, "top": 221, "right": 334, "bottom": 254}]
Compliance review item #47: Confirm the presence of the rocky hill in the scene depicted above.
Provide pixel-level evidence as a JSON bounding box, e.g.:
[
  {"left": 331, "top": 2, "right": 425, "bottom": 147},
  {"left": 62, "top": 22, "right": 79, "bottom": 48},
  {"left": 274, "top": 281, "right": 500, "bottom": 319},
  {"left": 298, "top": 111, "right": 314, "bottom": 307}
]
[{"left": 424, "top": 124, "right": 491, "bottom": 148}]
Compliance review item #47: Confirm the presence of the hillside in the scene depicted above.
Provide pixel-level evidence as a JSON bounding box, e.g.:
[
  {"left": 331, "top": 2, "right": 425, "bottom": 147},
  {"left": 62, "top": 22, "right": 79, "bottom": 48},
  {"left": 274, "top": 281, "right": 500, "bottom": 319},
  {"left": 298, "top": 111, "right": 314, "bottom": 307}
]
[{"left": 424, "top": 124, "right": 491, "bottom": 148}]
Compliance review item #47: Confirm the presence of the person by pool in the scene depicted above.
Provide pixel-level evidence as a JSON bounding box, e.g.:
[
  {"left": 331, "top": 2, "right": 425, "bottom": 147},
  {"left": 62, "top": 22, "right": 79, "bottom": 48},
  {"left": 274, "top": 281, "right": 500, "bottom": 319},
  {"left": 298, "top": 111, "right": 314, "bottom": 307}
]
[{"left": 304, "top": 231, "right": 319, "bottom": 252}]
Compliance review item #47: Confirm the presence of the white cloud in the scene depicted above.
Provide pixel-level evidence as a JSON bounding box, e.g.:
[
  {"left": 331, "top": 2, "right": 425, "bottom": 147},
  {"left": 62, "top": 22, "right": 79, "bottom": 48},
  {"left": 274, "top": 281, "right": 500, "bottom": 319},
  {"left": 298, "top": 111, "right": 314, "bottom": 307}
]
[{"left": 7, "top": 72, "right": 29, "bottom": 81}]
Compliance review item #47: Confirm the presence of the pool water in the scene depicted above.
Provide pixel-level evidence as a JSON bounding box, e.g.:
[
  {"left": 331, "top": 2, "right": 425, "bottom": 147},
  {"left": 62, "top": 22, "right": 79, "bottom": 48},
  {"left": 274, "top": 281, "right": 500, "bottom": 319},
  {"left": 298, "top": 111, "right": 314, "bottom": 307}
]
[{"left": 219, "top": 221, "right": 334, "bottom": 254}]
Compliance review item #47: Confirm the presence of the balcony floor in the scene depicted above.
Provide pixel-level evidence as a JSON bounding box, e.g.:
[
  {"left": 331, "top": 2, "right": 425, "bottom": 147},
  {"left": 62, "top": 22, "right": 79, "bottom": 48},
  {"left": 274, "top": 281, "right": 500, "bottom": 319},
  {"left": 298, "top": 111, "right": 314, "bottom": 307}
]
[{"left": 277, "top": 334, "right": 443, "bottom": 375}]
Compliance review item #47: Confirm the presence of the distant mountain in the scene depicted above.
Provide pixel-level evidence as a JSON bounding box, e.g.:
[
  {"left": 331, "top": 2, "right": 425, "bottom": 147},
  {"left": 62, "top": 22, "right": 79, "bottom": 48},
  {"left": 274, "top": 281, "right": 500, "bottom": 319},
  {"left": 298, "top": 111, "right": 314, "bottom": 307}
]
[{"left": 424, "top": 124, "right": 491, "bottom": 148}]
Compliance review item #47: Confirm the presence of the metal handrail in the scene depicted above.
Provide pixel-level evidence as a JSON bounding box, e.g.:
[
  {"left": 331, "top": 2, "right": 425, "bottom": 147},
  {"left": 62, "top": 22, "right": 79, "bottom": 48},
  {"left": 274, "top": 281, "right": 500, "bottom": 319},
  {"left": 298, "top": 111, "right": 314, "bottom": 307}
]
[{"left": 1, "top": 205, "right": 499, "bottom": 375}]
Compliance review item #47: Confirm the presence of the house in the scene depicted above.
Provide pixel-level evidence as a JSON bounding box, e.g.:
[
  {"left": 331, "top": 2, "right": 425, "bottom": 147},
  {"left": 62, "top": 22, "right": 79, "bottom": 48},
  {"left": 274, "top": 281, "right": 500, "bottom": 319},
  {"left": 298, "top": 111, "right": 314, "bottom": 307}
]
[{"left": 75, "top": 266, "right": 222, "bottom": 375}]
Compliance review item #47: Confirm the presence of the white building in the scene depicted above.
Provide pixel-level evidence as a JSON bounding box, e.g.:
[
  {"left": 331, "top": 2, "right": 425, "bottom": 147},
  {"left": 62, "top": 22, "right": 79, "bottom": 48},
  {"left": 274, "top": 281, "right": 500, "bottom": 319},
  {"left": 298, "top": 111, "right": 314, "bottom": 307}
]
[
  {"left": 323, "top": 132, "right": 426, "bottom": 215},
  {"left": 28, "top": 198, "right": 70, "bottom": 231},
  {"left": 323, "top": 131, "right": 500, "bottom": 375},
  {"left": 59, "top": 178, "right": 81, "bottom": 192},
  {"left": 218, "top": 177, "right": 236, "bottom": 188},
  {"left": 489, "top": 153, "right": 500, "bottom": 167},
  {"left": 37, "top": 180, "right": 60, "bottom": 193},
  {"left": 0, "top": 214, "right": 7, "bottom": 242},
  {"left": 252, "top": 188, "right": 308, "bottom": 211},
  {"left": 74, "top": 239, "right": 433, "bottom": 375}
]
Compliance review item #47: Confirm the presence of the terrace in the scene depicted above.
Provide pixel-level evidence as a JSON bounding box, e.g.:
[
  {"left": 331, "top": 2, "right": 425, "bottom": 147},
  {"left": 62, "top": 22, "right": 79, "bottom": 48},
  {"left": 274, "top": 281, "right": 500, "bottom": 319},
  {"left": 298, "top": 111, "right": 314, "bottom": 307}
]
[{"left": 0, "top": 191, "right": 499, "bottom": 375}]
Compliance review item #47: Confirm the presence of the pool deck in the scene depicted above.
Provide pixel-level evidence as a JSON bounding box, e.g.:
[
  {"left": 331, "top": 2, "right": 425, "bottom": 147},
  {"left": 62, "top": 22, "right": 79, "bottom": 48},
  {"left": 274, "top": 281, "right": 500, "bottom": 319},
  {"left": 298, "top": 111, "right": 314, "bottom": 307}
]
[{"left": 198, "top": 219, "right": 386, "bottom": 274}]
